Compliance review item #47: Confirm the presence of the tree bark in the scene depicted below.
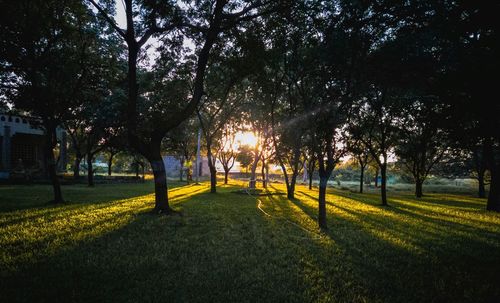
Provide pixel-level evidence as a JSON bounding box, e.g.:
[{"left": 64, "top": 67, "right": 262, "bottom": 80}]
[
  {"left": 375, "top": 167, "right": 379, "bottom": 187},
  {"left": 224, "top": 169, "right": 229, "bottom": 184},
  {"left": 478, "top": 169, "right": 486, "bottom": 198},
  {"left": 73, "top": 157, "right": 82, "bottom": 179},
  {"left": 209, "top": 164, "right": 217, "bottom": 193},
  {"left": 107, "top": 153, "right": 114, "bottom": 176},
  {"left": 380, "top": 163, "right": 388, "bottom": 206},
  {"left": 87, "top": 155, "right": 94, "bottom": 187},
  {"left": 487, "top": 166, "right": 500, "bottom": 211},
  {"left": 261, "top": 158, "right": 266, "bottom": 188},
  {"left": 318, "top": 175, "right": 328, "bottom": 230},
  {"left": 45, "top": 130, "right": 63, "bottom": 203},
  {"left": 207, "top": 147, "right": 217, "bottom": 193},
  {"left": 309, "top": 172, "right": 313, "bottom": 190},
  {"left": 265, "top": 165, "right": 269, "bottom": 187},
  {"left": 307, "top": 157, "right": 316, "bottom": 190},
  {"left": 415, "top": 178, "right": 423, "bottom": 198},
  {"left": 359, "top": 165, "right": 365, "bottom": 194},
  {"left": 249, "top": 148, "right": 260, "bottom": 189},
  {"left": 288, "top": 173, "right": 297, "bottom": 199},
  {"left": 149, "top": 152, "right": 173, "bottom": 213}
]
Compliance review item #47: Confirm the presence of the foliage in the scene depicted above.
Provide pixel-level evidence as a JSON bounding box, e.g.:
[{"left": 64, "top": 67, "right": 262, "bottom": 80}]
[{"left": 236, "top": 144, "right": 253, "bottom": 172}]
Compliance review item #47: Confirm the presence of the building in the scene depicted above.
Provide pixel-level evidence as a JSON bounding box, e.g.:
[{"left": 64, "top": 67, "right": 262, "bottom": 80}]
[
  {"left": 162, "top": 155, "right": 210, "bottom": 178},
  {"left": 0, "top": 113, "right": 67, "bottom": 179}
]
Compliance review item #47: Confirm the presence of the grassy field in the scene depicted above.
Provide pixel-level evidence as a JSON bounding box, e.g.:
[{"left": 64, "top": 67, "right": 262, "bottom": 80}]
[{"left": 1, "top": 180, "right": 499, "bottom": 302}]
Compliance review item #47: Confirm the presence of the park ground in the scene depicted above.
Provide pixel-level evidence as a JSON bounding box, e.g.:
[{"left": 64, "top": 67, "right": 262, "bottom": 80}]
[{"left": 1, "top": 180, "right": 500, "bottom": 302}]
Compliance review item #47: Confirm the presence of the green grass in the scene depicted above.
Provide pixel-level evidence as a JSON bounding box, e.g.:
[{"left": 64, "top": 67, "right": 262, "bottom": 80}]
[{"left": 1, "top": 181, "right": 499, "bottom": 302}]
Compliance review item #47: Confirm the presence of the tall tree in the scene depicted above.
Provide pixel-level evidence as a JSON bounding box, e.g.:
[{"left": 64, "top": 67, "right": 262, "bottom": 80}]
[
  {"left": 89, "top": 0, "right": 278, "bottom": 213},
  {"left": 0, "top": 0, "right": 108, "bottom": 202},
  {"left": 197, "top": 61, "right": 244, "bottom": 193},
  {"left": 395, "top": 99, "right": 448, "bottom": 198},
  {"left": 434, "top": 1, "right": 500, "bottom": 210},
  {"left": 347, "top": 140, "right": 371, "bottom": 194},
  {"left": 164, "top": 119, "right": 198, "bottom": 182},
  {"left": 217, "top": 124, "right": 237, "bottom": 185}
]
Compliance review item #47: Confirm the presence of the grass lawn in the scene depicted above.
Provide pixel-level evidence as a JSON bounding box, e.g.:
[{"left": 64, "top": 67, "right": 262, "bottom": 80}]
[{"left": 1, "top": 180, "right": 500, "bottom": 302}]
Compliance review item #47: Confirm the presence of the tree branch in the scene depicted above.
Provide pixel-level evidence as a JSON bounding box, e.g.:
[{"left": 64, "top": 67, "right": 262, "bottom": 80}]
[{"left": 87, "top": 0, "right": 126, "bottom": 39}]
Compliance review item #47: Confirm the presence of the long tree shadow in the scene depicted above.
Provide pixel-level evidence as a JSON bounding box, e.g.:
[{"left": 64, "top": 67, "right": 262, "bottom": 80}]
[
  {"left": 332, "top": 190, "right": 500, "bottom": 234},
  {"left": 260, "top": 187, "right": 435, "bottom": 301},
  {"left": 0, "top": 182, "right": 193, "bottom": 229},
  {"left": 2, "top": 182, "right": 499, "bottom": 303},
  {"left": 265, "top": 191, "right": 437, "bottom": 302},
  {"left": 290, "top": 188, "right": 500, "bottom": 302},
  {"left": 1, "top": 182, "right": 313, "bottom": 302},
  {"left": 0, "top": 183, "right": 211, "bottom": 274},
  {"left": 336, "top": 190, "right": 486, "bottom": 210},
  {"left": 0, "top": 181, "right": 187, "bottom": 213}
]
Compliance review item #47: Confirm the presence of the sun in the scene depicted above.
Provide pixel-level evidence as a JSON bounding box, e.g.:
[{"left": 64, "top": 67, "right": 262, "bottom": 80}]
[{"left": 235, "top": 131, "right": 257, "bottom": 148}]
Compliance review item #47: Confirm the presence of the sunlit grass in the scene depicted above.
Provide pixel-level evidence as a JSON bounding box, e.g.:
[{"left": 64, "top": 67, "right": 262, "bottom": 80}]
[
  {"left": 1, "top": 180, "right": 499, "bottom": 302},
  {"left": 0, "top": 182, "right": 208, "bottom": 272}
]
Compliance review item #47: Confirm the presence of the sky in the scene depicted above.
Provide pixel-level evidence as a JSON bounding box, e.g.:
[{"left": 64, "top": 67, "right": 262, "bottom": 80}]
[{"left": 113, "top": 0, "right": 164, "bottom": 65}]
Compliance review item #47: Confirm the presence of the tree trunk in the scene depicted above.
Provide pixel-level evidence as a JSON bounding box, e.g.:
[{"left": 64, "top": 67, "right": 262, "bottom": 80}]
[
  {"left": 318, "top": 175, "right": 328, "bottom": 230},
  {"left": 87, "top": 155, "right": 94, "bottom": 187},
  {"left": 380, "top": 163, "right": 388, "bottom": 206},
  {"left": 265, "top": 165, "right": 269, "bottom": 187},
  {"left": 249, "top": 150, "right": 260, "bottom": 189},
  {"left": 135, "top": 163, "right": 140, "bottom": 178},
  {"left": 107, "top": 153, "right": 114, "bottom": 176},
  {"left": 359, "top": 166, "right": 365, "bottom": 194},
  {"left": 73, "top": 157, "right": 81, "bottom": 180},
  {"left": 478, "top": 169, "right": 486, "bottom": 198},
  {"left": 415, "top": 178, "right": 423, "bottom": 198},
  {"left": 149, "top": 153, "right": 172, "bottom": 213},
  {"left": 209, "top": 164, "right": 217, "bottom": 193},
  {"left": 288, "top": 173, "right": 297, "bottom": 200},
  {"left": 207, "top": 149, "right": 217, "bottom": 193},
  {"left": 375, "top": 167, "right": 379, "bottom": 188},
  {"left": 487, "top": 163, "right": 500, "bottom": 211},
  {"left": 261, "top": 158, "right": 266, "bottom": 188},
  {"left": 302, "top": 160, "right": 308, "bottom": 183},
  {"left": 307, "top": 157, "right": 316, "bottom": 190},
  {"left": 224, "top": 169, "right": 229, "bottom": 184},
  {"left": 45, "top": 131, "right": 64, "bottom": 204}
]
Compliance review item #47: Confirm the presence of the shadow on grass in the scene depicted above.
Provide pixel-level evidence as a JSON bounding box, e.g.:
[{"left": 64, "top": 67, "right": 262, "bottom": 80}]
[
  {"left": 1, "top": 182, "right": 305, "bottom": 302},
  {"left": 0, "top": 183, "right": 211, "bottom": 273},
  {"left": 2, "top": 181, "right": 500, "bottom": 303},
  {"left": 0, "top": 181, "right": 185, "bottom": 213},
  {"left": 337, "top": 190, "right": 486, "bottom": 210},
  {"left": 285, "top": 187, "right": 500, "bottom": 302}
]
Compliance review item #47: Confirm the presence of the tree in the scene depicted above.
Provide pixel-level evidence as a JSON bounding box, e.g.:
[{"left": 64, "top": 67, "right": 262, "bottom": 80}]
[
  {"left": 164, "top": 119, "right": 198, "bottom": 183},
  {"left": 470, "top": 146, "right": 490, "bottom": 199},
  {"left": 297, "top": 0, "right": 376, "bottom": 228},
  {"left": 197, "top": 60, "right": 245, "bottom": 193},
  {"left": 395, "top": 99, "right": 448, "bottom": 198},
  {"left": 347, "top": 140, "right": 371, "bottom": 194},
  {"left": 236, "top": 145, "right": 253, "bottom": 173},
  {"left": 0, "top": 0, "right": 108, "bottom": 202},
  {"left": 217, "top": 125, "right": 237, "bottom": 184},
  {"left": 433, "top": 1, "right": 500, "bottom": 210},
  {"left": 66, "top": 72, "right": 125, "bottom": 186},
  {"left": 104, "top": 130, "right": 128, "bottom": 177},
  {"left": 304, "top": 151, "right": 316, "bottom": 190},
  {"left": 89, "top": 0, "right": 279, "bottom": 213},
  {"left": 264, "top": 15, "right": 309, "bottom": 199}
]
